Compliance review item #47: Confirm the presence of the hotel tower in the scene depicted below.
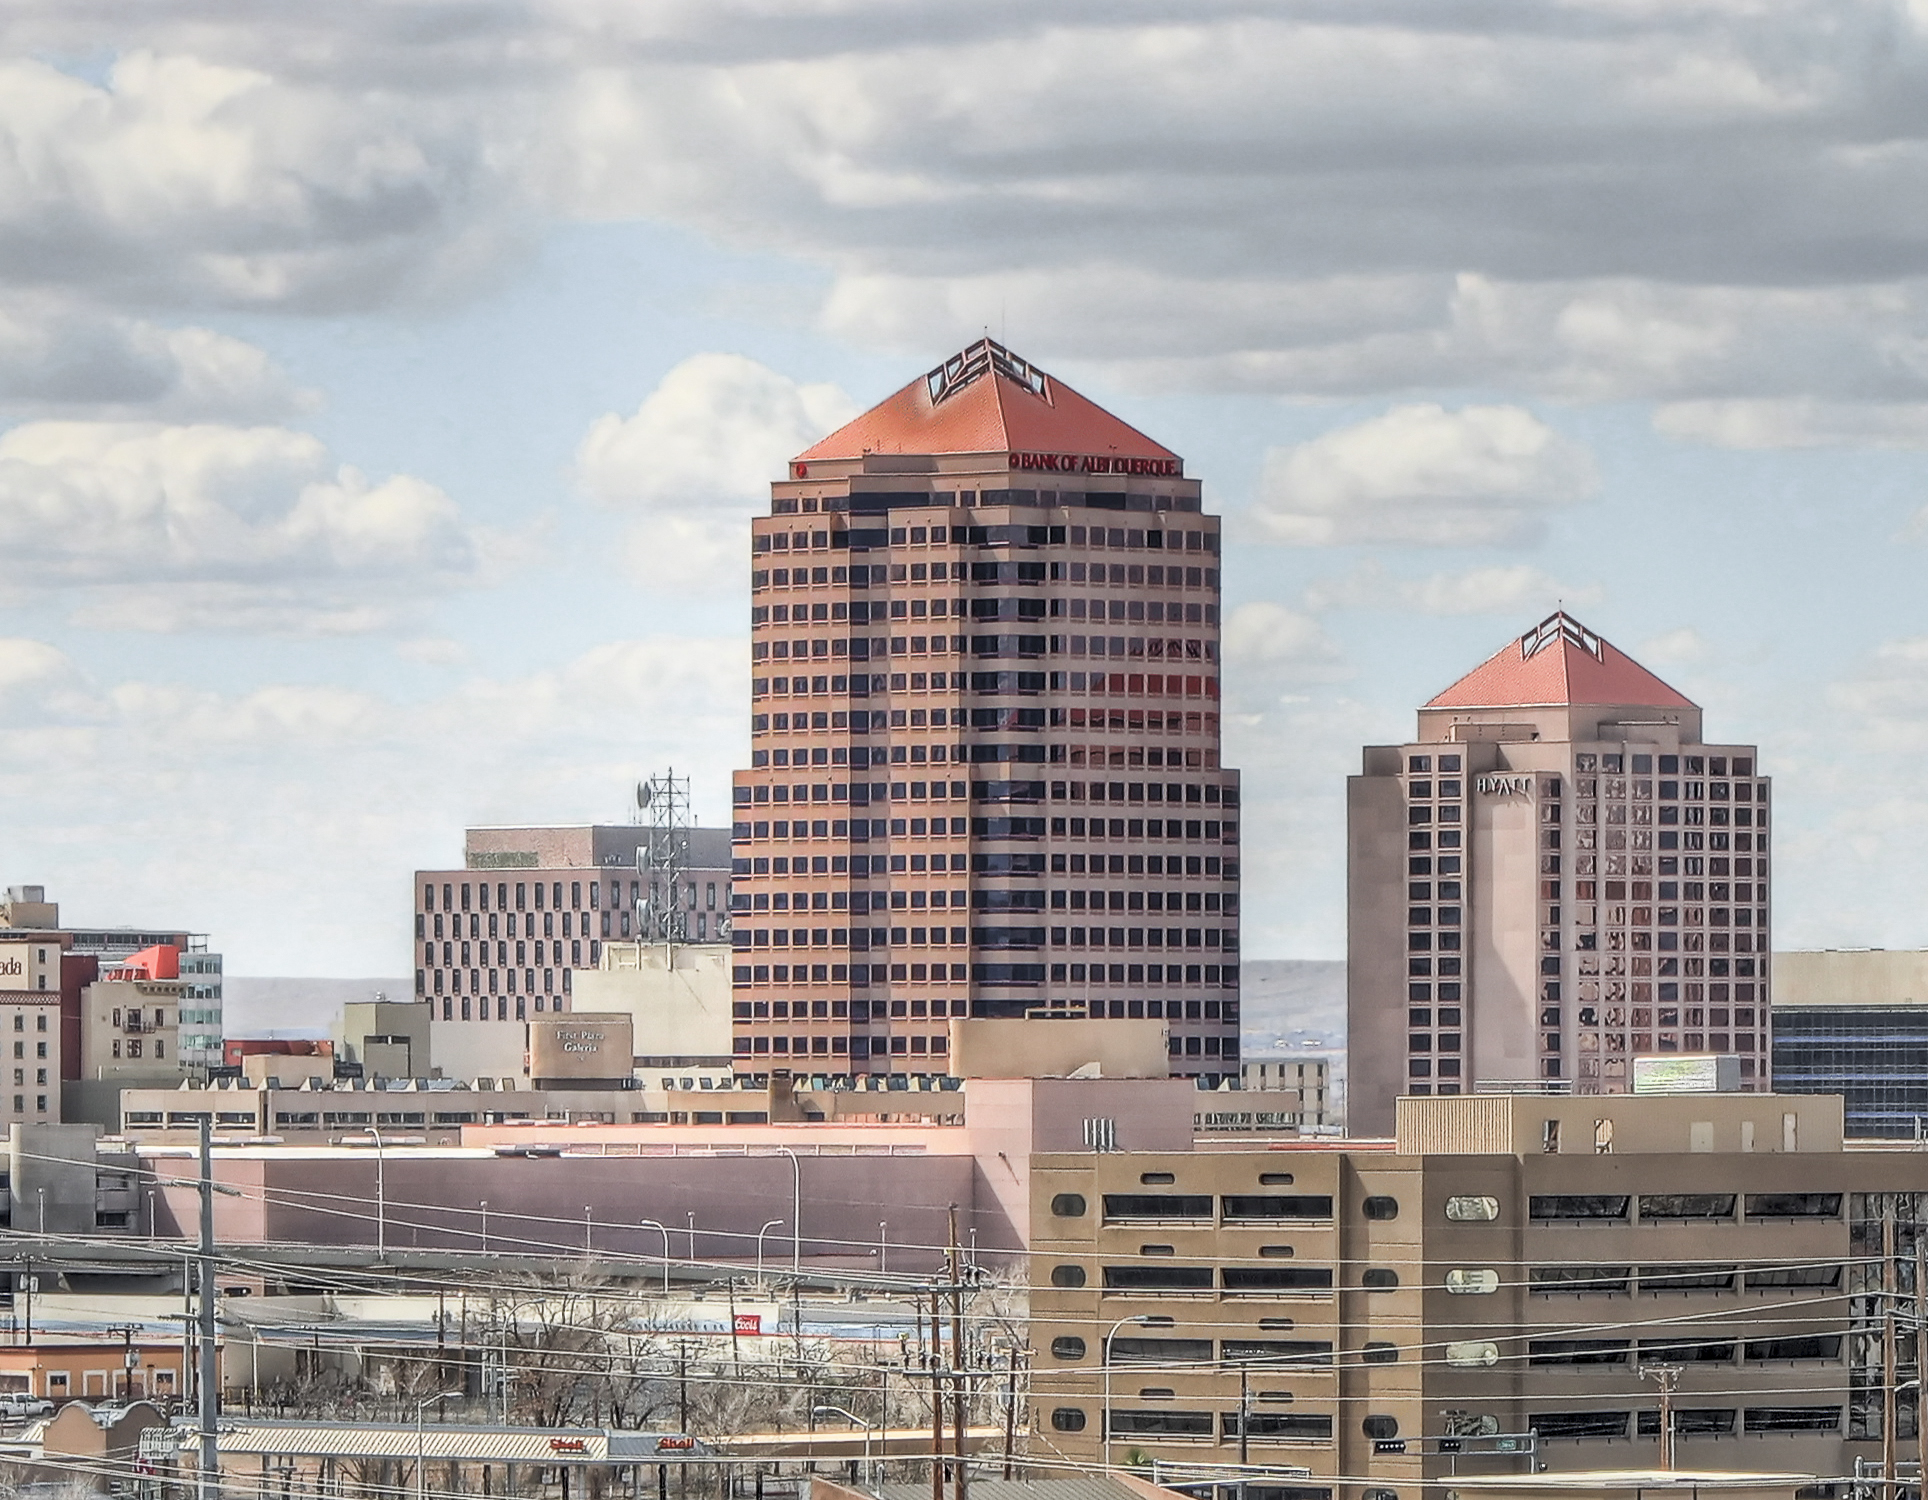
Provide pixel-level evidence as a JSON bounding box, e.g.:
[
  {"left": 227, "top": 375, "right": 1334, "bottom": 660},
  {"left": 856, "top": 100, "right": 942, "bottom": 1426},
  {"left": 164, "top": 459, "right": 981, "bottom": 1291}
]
[
  {"left": 728, "top": 340, "right": 1241, "bottom": 1085},
  {"left": 1348, "top": 613, "right": 1771, "bottom": 1135}
]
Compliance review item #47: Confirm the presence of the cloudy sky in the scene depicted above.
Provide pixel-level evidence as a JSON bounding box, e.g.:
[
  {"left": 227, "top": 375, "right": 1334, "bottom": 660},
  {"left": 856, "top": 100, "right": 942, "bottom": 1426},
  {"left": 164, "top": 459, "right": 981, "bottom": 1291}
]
[{"left": 4, "top": 0, "right": 1928, "bottom": 975}]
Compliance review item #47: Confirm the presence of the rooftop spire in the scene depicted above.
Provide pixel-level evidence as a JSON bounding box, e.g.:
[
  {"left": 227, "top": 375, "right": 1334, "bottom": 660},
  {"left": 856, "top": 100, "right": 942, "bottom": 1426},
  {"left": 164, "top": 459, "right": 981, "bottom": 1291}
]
[{"left": 1425, "top": 611, "right": 1696, "bottom": 711}]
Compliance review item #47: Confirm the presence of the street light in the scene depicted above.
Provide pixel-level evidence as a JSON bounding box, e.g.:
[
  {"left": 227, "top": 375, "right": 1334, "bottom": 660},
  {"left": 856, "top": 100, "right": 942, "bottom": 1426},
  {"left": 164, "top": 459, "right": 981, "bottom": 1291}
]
[
  {"left": 367, "top": 1126, "right": 387, "bottom": 1258},
  {"left": 479, "top": 1200, "right": 488, "bottom": 1254},
  {"left": 583, "top": 1206, "right": 594, "bottom": 1255},
  {"left": 414, "top": 1389, "right": 463, "bottom": 1500},
  {"left": 1101, "top": 1314, "right": 1170, "bottom": 1471},
  {"left": 772, "top": 1148, "right": 801, "bottom": 1271},
  {"left": 756, "top": 1220, "right": 786, "bottom": 1286},
  {"left": 813, "top": 1404, "right": 876, "bottom": 1483},
  {"left": 639, "top": 1219, "right": 671, "bottom": 1293}
]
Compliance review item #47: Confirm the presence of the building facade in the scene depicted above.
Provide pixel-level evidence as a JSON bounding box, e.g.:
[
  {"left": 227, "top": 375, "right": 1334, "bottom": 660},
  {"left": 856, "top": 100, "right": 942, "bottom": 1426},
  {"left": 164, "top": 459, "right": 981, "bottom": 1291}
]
[
  {"left": 414, "top": 824, "right": 732, "bottom": 1071},
  {"left": 1771, "top": 949, "right": 1928, "bottom": 1138},
  {"left": 1348, "top": 614, "right": 1771, "bottom": 1136},
  {"left": 0, "top": 885, "right": 222, "bottom": 1074},
  {"left": 1031, "top": 1091, "right": 1904, "bottom": 1495},
  {"left": 728, "top": 339, "right": 1241, "bottom": 1086}
]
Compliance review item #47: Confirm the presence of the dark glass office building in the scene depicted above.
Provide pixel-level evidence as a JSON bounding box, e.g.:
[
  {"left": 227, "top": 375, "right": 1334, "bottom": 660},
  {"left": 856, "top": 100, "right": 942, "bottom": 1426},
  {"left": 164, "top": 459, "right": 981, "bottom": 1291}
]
[{"left": 1773, "top": 1003, "right": 1928, "bottom": 1139}]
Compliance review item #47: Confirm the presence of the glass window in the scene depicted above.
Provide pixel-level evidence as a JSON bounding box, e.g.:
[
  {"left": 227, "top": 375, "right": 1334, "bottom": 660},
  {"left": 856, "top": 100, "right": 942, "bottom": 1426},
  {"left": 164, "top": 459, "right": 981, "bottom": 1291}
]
[
  {"left": 1445, "top": 1195, "right": 1500, "bottom": 1222},
  {"left": 1445, "top": 1268, "right": 1500, "bottom": 1294}
]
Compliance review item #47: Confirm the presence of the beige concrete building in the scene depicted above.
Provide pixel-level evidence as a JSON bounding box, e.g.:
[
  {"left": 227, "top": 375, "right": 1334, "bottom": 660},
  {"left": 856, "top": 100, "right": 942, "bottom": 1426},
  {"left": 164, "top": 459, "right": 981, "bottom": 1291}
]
[
  {"left": 413, "top": 823, "right": 732, "bottom": 1054},
  {"left": 336, "top": 998, "right": 432, "bottom": 1079},
  {"left": 1237, "top": 1054, "right": 1332, "bottom": 1128},
  {"left": 1349, "top": 613, "right": 1770, "bottom": 1136},
  {"left": 1031, "top": 1090, "right": 1907, "bottom": 1494}
]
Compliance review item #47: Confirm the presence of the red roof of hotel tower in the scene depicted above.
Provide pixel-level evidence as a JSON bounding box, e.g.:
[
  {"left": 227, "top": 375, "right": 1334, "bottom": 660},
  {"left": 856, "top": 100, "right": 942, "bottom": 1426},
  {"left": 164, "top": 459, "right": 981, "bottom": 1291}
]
[
  {"left": 793, "top": 339, "right": 1179, "bottom": 464},
  {"left": 1426, "top": 613, "right": 1697, "bottom": 711}
]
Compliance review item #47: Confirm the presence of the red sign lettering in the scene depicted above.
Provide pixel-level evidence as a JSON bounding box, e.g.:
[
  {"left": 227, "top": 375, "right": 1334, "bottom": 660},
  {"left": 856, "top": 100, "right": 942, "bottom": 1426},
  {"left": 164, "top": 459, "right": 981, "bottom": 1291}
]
[
  {"left": 656, "top": 1437, "right": 697, "bottom": 1452},
  {"left": 549, "top": 1439, "right": 588, "bottom": 1454},
  {"left": 1006, "top": 452, "right": 1182, "bottom": 478}
]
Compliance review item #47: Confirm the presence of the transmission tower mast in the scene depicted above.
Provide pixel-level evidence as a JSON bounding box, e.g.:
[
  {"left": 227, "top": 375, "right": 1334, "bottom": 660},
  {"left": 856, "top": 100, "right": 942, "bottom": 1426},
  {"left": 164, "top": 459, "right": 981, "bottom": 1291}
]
[{"left": 634, "top": 769, "right": 693, "bottom": 954}]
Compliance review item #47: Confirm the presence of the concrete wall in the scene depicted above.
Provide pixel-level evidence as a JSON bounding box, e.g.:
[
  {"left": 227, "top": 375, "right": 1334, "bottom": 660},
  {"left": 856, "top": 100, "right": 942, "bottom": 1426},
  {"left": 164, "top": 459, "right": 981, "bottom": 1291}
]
[
  {"left": 947, "top": 1017, "right": 1169, "bottom": 1079},
  {"left": 1774, "top": 948, "right": 1928, "bottom": 1006}
]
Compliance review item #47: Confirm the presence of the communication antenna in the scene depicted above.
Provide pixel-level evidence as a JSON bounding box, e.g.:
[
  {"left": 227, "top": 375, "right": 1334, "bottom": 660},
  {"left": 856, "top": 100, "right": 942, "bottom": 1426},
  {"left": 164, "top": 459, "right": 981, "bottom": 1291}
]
[{"left": 635, "top": 769, "right": 693, "bottom": 954}]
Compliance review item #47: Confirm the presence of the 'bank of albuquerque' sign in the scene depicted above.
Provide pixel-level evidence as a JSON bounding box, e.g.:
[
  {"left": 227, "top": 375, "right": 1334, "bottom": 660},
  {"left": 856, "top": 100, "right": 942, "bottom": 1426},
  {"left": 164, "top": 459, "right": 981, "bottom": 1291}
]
[{"left": 1009, "top": 451, "right": 1182, "bottom": 477}]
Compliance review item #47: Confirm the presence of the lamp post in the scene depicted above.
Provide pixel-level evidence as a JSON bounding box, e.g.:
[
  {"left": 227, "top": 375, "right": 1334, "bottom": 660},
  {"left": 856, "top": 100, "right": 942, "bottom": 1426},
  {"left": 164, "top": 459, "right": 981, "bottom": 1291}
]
[
  {"left": 640, "top": 1219, "right": 671, "bottom": 1293},
  {"left": 756, "top": 1220, "right": 786, "bottom": 1287},
  {"left": 812, "top": 1405, "right": 876, "bottom": 1484},
  {"left": 583, "top": 1206, "right": 594, "bottom": 1255},
  {"left": 772, "top": 1148, "right": 801, "bottom": 1271},
  {"left": 686, "top": 1211, "right": 695, "bottom": 1261},
  {"left": 1101, "top": 1315, "right": 1166, "bottom": 1472},
  {"left": 414, "top": 1389, "right": 462, "bottom": 1500},
  {"left": 367, "top": 1126, "right": 386, "bottom": 1258},
  {"left": 479, "top": 1200, "right": 488, "bottom": 1254}
]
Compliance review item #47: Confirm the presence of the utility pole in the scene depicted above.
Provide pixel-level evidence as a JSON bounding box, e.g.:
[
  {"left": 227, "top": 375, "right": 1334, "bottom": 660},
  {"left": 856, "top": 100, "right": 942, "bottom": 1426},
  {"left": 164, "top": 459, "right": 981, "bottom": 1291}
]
[
  {"left": 1238, "top": 1362, "right": 1250, "bottom": 1469},
  {"left": 1885, "top": 1214, "right": 1898, "bottom": 1500},
  {"left": 197, "top": 1118, "right": 220, "bottom": 1500},
  {"left": 928, "top": 1291, "right": 944, "bottom": 1500},
  {"left": 1917, "top": 1230, "right": 1927, "bottom": 1496},
  {"left": 947, "top": 1208, "right": 967, "bottom": 1500},
  {"left": 1638, "top": 1364, "right": 1681, "bottom": 1471},
  {"left": 1000, "top": 1345, "right": 1019, "bottom": 1480}
]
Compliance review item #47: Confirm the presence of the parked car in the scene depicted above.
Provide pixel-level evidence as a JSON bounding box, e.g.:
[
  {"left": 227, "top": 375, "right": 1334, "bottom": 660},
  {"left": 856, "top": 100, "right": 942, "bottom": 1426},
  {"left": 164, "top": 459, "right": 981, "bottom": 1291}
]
[{"left": 0, "top": 1395, "right": 53, "bottom": 1419}]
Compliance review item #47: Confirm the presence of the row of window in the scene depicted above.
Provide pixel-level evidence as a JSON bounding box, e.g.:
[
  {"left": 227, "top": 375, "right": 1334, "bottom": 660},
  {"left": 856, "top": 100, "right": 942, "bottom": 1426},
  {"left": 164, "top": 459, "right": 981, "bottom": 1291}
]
[
  {"left": 753, "top": 559, "right": 1219, "bottom": 594},
  {"left": 736, "top": 851, "right": 1232, "bottom": 878},
  {"left": 424, "top": 966, "right": 570, "bottom": 996},
  {"left": 737, "top": 1034, "right": 947, "bottom": 1058},
  {"left": 734, "top": 818, "right": 1238, "bottom": 845},
  {"left": 1532, "top": 1262, "right": 1841, "bottom": 1293},
  {"left": 731, "top": 925, "right": 1237, "bottom": 954},
  {"left": 1529, "top": 1192, "right": 1840, "bottom": 1222},
  {"left": 742, "top": 777, "right": 1236, "bottom": 806},
  {"left": 755, "top": 598, "right": 1219, "bottom": 629},
  {"left": 1532, "top": 1407, "right": 1833, "bottom": 1440},
  {"left": 752, "top": 521, "right": 1215, "bottom": 552},
  {"left": 732, "top": 962, "right": 1239, "bottom": 991},
  {"left": 1574, "top": 753, "right": 1755, "bottom": 776}
]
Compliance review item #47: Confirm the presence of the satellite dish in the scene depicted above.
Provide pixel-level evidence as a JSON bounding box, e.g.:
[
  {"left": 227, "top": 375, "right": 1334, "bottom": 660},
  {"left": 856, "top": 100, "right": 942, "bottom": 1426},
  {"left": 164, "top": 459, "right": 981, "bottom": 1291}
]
[{"left": 637, "top": 781, "right": 652, "bottom": 809}]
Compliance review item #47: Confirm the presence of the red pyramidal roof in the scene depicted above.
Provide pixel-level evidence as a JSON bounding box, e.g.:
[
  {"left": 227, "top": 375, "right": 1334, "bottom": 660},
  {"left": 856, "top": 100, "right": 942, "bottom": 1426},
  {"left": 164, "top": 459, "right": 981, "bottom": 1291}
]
[
  {"left": 793, "top": 339, "right": 1179, "bottom": 466},
  {"left": 1425, "top": 613, "right": 1697, "bottom": 711}
]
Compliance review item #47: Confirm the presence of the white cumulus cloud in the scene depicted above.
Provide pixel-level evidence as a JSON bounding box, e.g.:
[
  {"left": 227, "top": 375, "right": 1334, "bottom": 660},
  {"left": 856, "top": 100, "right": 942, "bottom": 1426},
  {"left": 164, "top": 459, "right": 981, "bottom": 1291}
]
[
  {"left": 576, "top": 354, "right": 857, "bottom": 593},
  {"left": 0, "top": 421, "right": 492, "bottom": 631},
  {"left": 1251, "top": 404, "right": 1600, "bottom": 547},
  {"left": 1303, "top": 559, "right": 1604, "bottom": 616}
]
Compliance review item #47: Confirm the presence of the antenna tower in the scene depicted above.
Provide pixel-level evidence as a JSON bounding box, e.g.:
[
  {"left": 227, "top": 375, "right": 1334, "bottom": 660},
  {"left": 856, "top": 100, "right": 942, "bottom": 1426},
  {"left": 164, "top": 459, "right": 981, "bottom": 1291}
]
[{"left": 634, "top": 769, "right": 693, "bottom": 950}]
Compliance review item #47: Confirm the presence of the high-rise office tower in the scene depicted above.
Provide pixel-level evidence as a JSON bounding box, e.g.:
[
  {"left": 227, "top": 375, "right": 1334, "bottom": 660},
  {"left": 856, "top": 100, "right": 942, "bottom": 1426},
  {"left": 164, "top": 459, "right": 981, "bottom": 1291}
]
[
  {"left": 728, "top": 340, "right": 1242, "bottom": 1085},
  {"left": 1348, "top": 613, "right": 1771, "bottom": 1135}
]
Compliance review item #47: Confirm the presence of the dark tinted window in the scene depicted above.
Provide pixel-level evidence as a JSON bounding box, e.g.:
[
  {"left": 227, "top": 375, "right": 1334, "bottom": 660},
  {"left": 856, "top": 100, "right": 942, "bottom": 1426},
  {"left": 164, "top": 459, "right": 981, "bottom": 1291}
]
[
  {"left": 1049, "top": 1193, "right": 1086, "bottom": 1217},
  {"left": 1746, "top": 1193, "right": 1842, "bottom": 1220},
  {"left": 1110, "top": 1337, "right": 1212, "bottom": 1364},
  {"left": 1223, "top": 1195, "right": 1334, "bottom": 1221},
  {"left": 1362, "top": 1196, "right": 1399, "bottom": 1220},
  {"left": 1049, "top": 1336, "right": 1085, "bottom": 1360},
  {"left": 1528, "top": 1340, "right": 1632, "bottom": 1366},
  {"left": 1362, "top": 1343, "right": 1398, "bottom": 1364},
  {"left": 1639, "top": 1264, "right": 1736, "bottom": 1292},
  {"left": 1362, "top": 1416, "right": 1399, "bottom": 1439},
  {"left": 1639, "top": 1194, "right": 1735, "bottom": 1220},
  {"left": 1221, "top": 1340, "right": 1333, "bottom": 1366},
  {"left": 1049, "top": 1408, "right": 1086, "bottom": 1432},
  {"left": 1361, "top": 1269, "right": 1399, "bottom": 1289},
  {"left": 1049, "top": 1265, "right": 1086, "bottom": 1288},
  {"left": 1745, "top": 1336, "right": 1842, "bottom": 1362},
  {"left": 1223, "top": 1266, "right": 1335, "bottom": 1292},
  {"left": 1110, "top": 1410, "right": 1213, "bottom": 1436},
  {"left": 1103, "top": 1193, "right": 1212, "bottom": 1220},
  {"left": 1102, "top": 1265, "right": 1213, "bottom": 1291},
  {"left": 1226, "top": 1414, "right": 1332, "bottom": 1439},
  {"left": 1531, "top": 1265, "right": 1630, "bottom": 1294},
  {"left": 1530, "top": 1411, "right": 1631, "bottom": 1440},
  {"left": 1530, "top": 1195, "right": 1629, "bottom": 1221},
  {"left": 1745, "top": 1407, "right": 1840, "bottom": 1432}
]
